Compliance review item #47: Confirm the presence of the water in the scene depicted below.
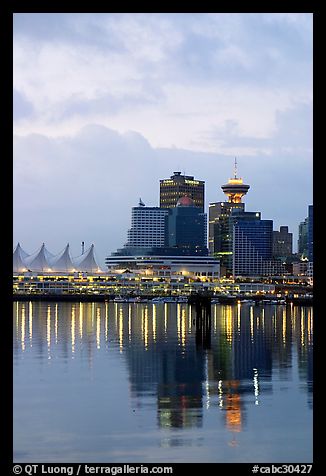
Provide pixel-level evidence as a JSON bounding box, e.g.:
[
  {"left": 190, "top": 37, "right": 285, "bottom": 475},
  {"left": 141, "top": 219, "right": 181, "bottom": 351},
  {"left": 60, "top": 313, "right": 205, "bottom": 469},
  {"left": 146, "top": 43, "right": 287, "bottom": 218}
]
[{"left": 13, "top": 301, "right": 313, "bottom": 463}]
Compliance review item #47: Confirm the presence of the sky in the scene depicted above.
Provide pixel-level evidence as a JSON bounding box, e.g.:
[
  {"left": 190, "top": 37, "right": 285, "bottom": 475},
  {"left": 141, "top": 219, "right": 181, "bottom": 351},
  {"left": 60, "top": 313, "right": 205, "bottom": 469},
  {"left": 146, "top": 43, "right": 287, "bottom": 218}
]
[{"left": 13, "top": 13, "right": 313, "bottom": 268}]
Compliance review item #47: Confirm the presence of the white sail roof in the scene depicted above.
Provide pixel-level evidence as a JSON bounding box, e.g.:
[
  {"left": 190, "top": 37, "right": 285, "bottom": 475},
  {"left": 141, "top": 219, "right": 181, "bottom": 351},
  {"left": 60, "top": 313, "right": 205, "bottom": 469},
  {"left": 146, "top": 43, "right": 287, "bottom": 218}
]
[
  {"left": 13, "top": 243, "right": 29, "bottom": 272},
  {"left": 74, "top": 244, "right": 101, "bottom": 273},
  {"left": 25, "top": 243, "right": 54, "bottom": 272},
  {"left": 50, "top": 243, "right": 75, "bottom": 272}
]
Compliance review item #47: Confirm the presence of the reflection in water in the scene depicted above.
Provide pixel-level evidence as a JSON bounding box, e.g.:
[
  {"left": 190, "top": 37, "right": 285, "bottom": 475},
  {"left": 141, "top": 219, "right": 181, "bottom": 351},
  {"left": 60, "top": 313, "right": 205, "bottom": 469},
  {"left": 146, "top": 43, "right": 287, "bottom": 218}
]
[{"left": 13, "top": 301, "right": 313, "bottom": 462}]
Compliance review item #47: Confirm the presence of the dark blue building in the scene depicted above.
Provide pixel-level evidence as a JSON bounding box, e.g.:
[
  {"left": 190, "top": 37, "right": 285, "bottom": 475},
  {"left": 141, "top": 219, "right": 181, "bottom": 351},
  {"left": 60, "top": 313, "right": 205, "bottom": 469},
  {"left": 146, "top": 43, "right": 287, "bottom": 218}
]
[
  {"left": 231, "top": 211, "right": 274, "bottom": 276},
  {"left": 308, "top": 205, "right": 313, "bottom": 262},
  {"left": 166, "top": 196, "right": 208, "bottom": 255}
]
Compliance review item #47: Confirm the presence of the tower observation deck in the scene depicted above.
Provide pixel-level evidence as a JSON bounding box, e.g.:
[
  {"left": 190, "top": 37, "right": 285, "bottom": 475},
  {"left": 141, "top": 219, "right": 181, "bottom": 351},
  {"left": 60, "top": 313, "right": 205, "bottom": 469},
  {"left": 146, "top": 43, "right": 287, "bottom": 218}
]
[{"left": 221, "top": 158, "right": 250, "bottom": 203}]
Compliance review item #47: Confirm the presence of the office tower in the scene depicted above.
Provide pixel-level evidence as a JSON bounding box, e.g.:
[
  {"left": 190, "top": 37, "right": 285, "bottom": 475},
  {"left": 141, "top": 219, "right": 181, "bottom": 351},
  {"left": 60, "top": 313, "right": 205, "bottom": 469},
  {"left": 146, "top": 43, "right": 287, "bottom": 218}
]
[
  {"left": 111, "top": 196, "right": 209, "bottom": 258},
  {"left": 125, "top": 199, "right": 169, "bottom": 249},
  {"left": 209, "top": 160, "right": 249, "bottom": 274},
  {"left": 308, "top": 205, "right": 313, "bottom": 262},
  {"left": 231, "top": 210, "right": 274, "bottom": 277},
  {"left": 298, "top": 218, "right": 308, "bottom": 258},
  {"left": 166, "top": 196, "right": 208, "bottom": 255},
  {"left": 209, "top": 201, "right": 244, "bottom": 253},
  {"left": 272, "top": 226, "right": 293, "bottom": 259},
  {"left": 160, "top": 171, "right": 205, "bottom": 211}
]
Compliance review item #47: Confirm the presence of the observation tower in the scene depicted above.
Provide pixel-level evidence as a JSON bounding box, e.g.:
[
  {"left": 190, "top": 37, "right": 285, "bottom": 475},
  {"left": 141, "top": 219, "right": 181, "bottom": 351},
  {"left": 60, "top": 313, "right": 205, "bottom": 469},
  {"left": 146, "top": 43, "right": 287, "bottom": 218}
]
[{"left": 221, "top": 158, "right": 250, "bottom": 203}]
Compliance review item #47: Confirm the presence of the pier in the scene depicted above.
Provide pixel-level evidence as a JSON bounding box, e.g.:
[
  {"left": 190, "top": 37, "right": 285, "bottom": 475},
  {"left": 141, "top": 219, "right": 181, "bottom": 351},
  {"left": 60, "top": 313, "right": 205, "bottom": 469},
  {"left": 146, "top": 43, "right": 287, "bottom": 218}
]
[{"left": 189, "top": 294, "right": 212, "bottom": 349}]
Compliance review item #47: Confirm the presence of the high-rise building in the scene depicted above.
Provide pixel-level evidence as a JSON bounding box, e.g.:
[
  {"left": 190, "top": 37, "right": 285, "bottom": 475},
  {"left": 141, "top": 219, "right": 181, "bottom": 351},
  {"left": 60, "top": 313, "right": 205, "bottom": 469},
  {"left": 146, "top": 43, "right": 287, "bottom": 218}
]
[
  {"left": 308, "top": 205, "right": 313, "bottom": 262},
  {"left": 272, "top": 226, "right": 293, "bottom": 259},
  {"left": 231, "top": 211, "right": 275, "bottom": 277},
  {"left": 111, "top": 196, "right": 209, "bottom": 258},
  {"left": 125, "top": 199, "right": 169, "bottom": 249},
  {"left": 160, "top": 172, "right": 205, "bottom": 211},
  {"left": 209, "top": 160, "right": 249, "bottom": 274},
  {"left": 209, "top": 201, "right": 244, "bottom": 254},
  {"left": 166, "top": 196, "right": 208, "bottom": 255},
  {"left": 298, "top": 218, "right": 308, "bottom": 258}
]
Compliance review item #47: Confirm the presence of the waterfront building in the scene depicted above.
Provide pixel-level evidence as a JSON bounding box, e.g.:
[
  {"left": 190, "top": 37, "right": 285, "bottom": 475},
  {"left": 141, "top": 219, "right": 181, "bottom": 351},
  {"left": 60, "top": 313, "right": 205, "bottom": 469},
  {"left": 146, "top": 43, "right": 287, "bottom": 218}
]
[
  {"left": 308, "top": 205, "right": 313, "bottom": 262},
  {"left": 50, "top": 243, "right": 75, "bottom": 273},
  {"left": 114, "top": 196, "right": 208, "bottom": 258},
  {"left": 160, "top": 171, "right": 205, "bottom": 211},
  {"left": 73, "top": 244, "right": 102, "bottom": 273},
  {"left": 13, "top": 242, "right": 101, "bottom": 273},
  {"left": 307, "top": 261, "right": 313, "bottom": 286},
  {"left": 298, "top": 206, "right": 313, "bottom": 262},
  {"left": 209, "top": 160, "right": 249, "bottom": 274},
  {"left": 209, "top": 201, "right": 245, "bottom": 253},
  {"left": 293, "top": 261, "right": 308, "bottom": 276},
  {"left": 105, "top": 254, "right": 220, "bottom": 280},
  {"left": 231, "top": 210, "right": 278, "bottom": 277},
  {"left": 24, "top": 243, "right": 54, "bottom": 272},
  {"left": 13, "top": 243, "right": 30, "bottom": 273},
  {"left": 272, "top": 226, "right": 293, "bottom": 259},
  {"left": 298, "top": 218, "right": 308, "bottom": 258},
  {"left": 166, "top": 196, "right": 208, "bottom": 255},
  {"left": 125, "top": 199, "right": 169, "bottom": 249}
]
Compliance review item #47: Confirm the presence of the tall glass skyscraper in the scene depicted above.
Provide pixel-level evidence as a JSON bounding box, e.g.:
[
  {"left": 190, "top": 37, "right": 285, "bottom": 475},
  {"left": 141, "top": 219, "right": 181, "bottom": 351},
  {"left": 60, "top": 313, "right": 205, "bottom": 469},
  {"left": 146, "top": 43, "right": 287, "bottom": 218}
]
[
  {"left": 298, "top": 218, "right": 308, "bottom": 258},
  {"left": 231, "top": 211, "right": 274, "bottom": 277},
  {"left": 308, "top": 205, "right": 313, "bottom": 262},
  {"left": 166, "top": 196, "right": 208, "bottom": 254}
]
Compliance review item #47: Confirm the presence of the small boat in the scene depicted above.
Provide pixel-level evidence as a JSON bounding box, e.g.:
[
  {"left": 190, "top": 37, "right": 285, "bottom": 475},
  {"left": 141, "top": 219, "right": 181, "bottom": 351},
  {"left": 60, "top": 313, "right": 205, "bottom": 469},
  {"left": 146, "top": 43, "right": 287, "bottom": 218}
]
[
  {"left": 135, "top": 296, "right": 148, "bottom": 303},
  {"left": 162, "top": 297, "right": 177, "bottom": 303},
  {"left": 114, "top": 296, "right": 126, "bottom": 303},
  {"left": 152, "top": 297, "right": 165, "bottom": 303},
  {"left": 176, "top": 296, "right": 188, "bottom": 303}
]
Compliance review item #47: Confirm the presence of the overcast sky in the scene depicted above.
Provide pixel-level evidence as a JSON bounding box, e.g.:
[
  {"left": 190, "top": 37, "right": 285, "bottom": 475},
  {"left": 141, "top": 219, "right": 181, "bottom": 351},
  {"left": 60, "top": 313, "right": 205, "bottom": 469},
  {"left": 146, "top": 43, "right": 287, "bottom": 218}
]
[{"left": 13, "top": 13, "right": 313, "bottom": 267}]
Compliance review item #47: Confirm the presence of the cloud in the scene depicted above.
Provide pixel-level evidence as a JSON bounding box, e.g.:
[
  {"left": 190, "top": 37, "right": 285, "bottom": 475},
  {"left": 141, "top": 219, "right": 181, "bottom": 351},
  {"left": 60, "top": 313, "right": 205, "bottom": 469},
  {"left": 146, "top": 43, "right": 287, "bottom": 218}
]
[
  {"left": 13, "top": 89, "right": 34, "bottom": 120},
  {"left": 206, "top": 101, "right": 313, "bottom": 157},
  {"left": 13, "top": 13, "right": 312, "bottom": 152}
]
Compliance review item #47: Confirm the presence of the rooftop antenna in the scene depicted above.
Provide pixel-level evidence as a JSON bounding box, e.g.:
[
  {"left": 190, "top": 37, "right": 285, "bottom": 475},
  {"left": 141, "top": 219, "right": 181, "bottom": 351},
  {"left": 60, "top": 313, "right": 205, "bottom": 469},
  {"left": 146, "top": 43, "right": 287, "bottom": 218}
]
[
  {"left": 139, "top": 197, "right": 145, "bottom": 207},
  {"left": 234, "top": 157, "right": 238, "bottom": 178}
]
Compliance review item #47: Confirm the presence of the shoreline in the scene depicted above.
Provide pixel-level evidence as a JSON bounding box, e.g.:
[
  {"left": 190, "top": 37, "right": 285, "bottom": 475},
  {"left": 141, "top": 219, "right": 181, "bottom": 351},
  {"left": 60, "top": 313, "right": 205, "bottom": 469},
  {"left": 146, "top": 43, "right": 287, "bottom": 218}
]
[{"left": 12, "top": 293, "right": 313, "bottom": 306}]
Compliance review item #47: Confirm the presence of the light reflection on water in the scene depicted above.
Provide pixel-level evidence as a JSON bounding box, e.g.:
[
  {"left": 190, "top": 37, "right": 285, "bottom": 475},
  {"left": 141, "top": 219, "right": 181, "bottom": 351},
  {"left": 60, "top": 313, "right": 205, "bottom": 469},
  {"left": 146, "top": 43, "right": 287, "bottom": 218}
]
[{"left": 13, "top": 301, "right": 313, "bottom": 463}]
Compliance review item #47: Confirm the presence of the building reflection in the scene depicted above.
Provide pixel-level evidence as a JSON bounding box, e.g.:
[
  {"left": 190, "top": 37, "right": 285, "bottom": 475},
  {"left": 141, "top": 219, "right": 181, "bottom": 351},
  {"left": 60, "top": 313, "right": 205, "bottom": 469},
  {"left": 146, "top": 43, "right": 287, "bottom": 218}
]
[{"left": 13, "top": 300, "right": 313, "bottom": 431}]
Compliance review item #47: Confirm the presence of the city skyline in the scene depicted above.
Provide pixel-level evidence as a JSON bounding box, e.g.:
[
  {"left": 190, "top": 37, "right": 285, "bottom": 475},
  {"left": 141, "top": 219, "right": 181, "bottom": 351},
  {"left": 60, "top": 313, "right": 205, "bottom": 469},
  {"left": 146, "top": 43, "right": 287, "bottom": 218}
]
[{"left": 13, "top": 13, "right": 313, "bottom": 267}]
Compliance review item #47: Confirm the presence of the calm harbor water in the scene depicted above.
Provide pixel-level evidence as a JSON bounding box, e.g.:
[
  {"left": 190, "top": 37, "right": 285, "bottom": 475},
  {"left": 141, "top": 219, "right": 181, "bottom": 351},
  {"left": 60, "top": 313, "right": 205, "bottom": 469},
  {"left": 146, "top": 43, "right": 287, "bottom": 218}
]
[{"left": 13, "top": 301, "right": 313, "bottom": 463}]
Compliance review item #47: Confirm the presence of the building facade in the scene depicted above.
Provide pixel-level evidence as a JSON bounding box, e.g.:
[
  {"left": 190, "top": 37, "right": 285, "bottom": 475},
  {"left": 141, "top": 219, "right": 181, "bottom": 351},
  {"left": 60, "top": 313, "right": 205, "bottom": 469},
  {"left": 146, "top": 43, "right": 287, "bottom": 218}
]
[
  {"left": 308, "top": 205, "right": 313, "bottom": 262},
  {"left": 126, "top": 202, "right": 169, "bottom": 249},
  {"left": 292, "top": 261, "right": 308, "bottom": 276},
  {"left": 231, "top": 211, "right": 275, "bottom": 277},
  {"left": 208, "top": 201, "right": 244, "bottom": 258},
  {"left": 105, "top": 254, "right": 220, "bottom": 279},
  {"left": 272, "top": 226, "right": 293, "bottom": 259},
  {"left": 166, "top": 196, "right": 208, "bottom": 255},
  {"left": 298, "top": 218, "right": 308, "bottom": 258},
  {"left": 160, "top": 172, "right": 205, "bottom": 211}
]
